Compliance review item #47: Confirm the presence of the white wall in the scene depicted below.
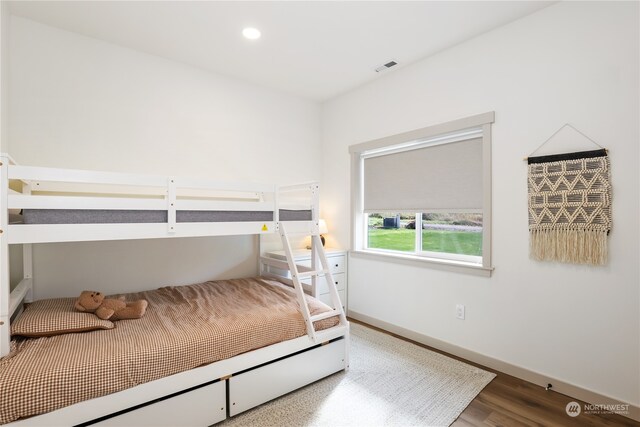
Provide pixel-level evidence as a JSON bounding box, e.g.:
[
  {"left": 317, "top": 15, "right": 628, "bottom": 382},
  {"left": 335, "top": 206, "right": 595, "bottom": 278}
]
[
  {"left": 322, "top": 1, "right": 639, "bottom": 407},
  {"left": 0, "top": 3, "right": 23, "bottom": 291},
  {"left": 0, "top": 2, "right": 8, "bottom": 153},
  {"left": 9, "top": 17, "right": 321, "bottom": 297}
]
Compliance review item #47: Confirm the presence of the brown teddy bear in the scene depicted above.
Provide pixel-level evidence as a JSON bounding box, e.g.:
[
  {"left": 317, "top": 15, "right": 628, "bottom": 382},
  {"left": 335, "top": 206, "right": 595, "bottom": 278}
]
[{"left": 74, "top": 291, "right": 148, "bottom": 321}]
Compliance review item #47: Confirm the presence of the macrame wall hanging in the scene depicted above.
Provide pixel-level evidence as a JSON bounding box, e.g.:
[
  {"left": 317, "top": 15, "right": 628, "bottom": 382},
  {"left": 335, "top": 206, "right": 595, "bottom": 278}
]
[{"left": 525, "top": 124, "right": 611, "bottom": 266}]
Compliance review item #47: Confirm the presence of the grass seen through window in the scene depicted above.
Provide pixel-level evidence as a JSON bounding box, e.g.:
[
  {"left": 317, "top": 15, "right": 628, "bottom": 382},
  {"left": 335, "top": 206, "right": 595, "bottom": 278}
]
[{"left": 367, "top": 213, "right": 482, "bottom": 257}]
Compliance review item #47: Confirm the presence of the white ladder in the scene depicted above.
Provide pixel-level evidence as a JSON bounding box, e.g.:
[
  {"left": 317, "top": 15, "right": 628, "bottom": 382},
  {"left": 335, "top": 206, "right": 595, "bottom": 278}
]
[{"left": 262, "top": 223, "right": 347, "bottom": 343}]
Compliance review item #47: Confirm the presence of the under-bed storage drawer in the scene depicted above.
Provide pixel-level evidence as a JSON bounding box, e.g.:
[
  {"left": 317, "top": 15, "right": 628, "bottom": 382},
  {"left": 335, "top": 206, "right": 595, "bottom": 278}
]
[
  {"left": 229, "top": 339, "right": 346, "bottom": 416},
  {"left": 92, "top": 381, "right": 226, "bottom": 427}
]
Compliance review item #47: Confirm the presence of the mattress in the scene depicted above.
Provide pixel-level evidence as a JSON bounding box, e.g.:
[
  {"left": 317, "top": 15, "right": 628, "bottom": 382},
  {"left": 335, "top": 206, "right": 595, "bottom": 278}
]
[
  {"left": 20, "top": 208, "right": 312, "bottom": 224},
  {"left": 0, "top": 277, "right": 339, "bottom": 424}
]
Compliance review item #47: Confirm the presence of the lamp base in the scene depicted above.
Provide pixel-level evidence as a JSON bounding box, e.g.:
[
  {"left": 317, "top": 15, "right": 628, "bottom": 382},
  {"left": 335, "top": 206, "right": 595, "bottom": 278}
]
[{"left": 320, "top": 235, "right": 326, "bottom": 246}]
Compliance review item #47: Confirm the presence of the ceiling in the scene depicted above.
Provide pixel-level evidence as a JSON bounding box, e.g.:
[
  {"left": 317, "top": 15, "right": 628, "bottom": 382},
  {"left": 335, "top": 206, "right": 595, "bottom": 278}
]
[{"left": 8, "top": 1, "right": 554, "bottom": 101}]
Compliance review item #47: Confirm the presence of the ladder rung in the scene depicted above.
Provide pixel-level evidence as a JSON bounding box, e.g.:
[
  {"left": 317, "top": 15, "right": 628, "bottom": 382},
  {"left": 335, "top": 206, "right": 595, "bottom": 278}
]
[
  {"left": 280, "top": 230, "right": 320, "bottom": 236},
  {"left": 314, "top": 326, "right": 345, "bottom": 343},
  {"left": 310, "top": 310, "right": 339, "bottom": 323},
  {"left": 261, "top": 257, "right": 317, "bottom": 275},
  {"left": 260, "top": 256, "right": 289, "bottom": 270},
  {"left": 296, "top": 269, "right": 328, "bottom": 279}
]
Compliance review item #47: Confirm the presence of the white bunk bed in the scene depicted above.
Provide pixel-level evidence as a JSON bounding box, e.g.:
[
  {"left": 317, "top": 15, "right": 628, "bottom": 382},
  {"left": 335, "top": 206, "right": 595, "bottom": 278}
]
[{"left": 0, "top": 153, "right": 349, "bottom": 426}]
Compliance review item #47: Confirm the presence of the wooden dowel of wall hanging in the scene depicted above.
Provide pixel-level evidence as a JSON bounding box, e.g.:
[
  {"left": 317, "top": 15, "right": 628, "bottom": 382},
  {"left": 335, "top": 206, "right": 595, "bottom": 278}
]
[{"left": 522, "top": 148, "right": 608, "bottom": 162}]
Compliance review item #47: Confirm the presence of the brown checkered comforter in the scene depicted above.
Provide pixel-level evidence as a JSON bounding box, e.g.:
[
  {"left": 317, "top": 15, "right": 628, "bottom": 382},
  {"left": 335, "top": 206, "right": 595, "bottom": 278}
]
[{"left": 0, "top": 277, "right": 339, "bottom": 424}]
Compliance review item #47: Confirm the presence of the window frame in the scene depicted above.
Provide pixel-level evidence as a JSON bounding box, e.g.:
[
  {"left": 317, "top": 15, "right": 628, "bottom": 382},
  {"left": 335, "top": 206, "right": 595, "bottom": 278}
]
[{"left": 349, "top": 112, "right": 494, "bottom": 276}]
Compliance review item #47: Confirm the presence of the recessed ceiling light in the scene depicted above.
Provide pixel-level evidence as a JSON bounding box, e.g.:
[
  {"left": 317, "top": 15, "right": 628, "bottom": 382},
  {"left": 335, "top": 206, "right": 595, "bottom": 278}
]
[{"left": 242, "top": 28, "right": 261, "bottom": 40}]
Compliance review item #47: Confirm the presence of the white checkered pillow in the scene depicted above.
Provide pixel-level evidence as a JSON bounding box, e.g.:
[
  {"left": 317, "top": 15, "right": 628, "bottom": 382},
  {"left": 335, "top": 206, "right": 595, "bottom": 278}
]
[{"left": 11, "top": 297, "right": 115, "bottom": 337}]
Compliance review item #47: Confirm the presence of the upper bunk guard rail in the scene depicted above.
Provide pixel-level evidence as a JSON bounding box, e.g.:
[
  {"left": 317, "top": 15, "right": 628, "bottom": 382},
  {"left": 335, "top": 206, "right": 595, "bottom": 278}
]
[
  {"left": 9, "top": 165, "right": 168, "bottom": 187},
  {"left": 9, "top": 165, "right": 276, "bottom": 194},
  {"left": 0, "top": 161, "right": 331, "bottom": 243},
  {"left": 277, "top": 181, "right": 319, "bottom": 193}
]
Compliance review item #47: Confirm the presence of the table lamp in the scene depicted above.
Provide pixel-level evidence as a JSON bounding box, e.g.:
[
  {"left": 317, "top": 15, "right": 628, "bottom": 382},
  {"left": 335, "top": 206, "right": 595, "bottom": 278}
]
[{"left": 319, "top": 219, "right": 328, "bottom": 246}]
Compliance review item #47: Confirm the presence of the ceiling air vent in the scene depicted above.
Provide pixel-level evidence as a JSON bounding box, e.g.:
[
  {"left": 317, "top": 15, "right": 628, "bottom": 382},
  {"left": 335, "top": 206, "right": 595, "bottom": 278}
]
[{"left": 374, "top": 60, "right": 398, "bottom": 73}]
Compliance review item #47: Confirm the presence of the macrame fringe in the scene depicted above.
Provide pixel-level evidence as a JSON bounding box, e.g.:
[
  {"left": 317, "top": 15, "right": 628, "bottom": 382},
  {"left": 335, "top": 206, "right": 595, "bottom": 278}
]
[{"left": 530, "top": 229, "right": 608, "bottom": 266}]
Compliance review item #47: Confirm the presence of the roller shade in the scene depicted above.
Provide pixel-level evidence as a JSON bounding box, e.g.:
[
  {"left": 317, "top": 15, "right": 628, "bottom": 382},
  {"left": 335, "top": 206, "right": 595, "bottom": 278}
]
[{"left": 363, "top": 138, "right": 483, "bottom": 212}]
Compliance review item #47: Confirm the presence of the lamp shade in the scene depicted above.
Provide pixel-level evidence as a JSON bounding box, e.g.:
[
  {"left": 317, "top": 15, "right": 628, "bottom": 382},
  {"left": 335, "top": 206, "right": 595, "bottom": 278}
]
[{"left": 319, "top": 219, "right": 328, "bottom": 235}]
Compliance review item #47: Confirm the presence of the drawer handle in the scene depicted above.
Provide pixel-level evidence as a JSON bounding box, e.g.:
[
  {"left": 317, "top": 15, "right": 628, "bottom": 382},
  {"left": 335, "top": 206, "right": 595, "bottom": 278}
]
[
  {"left": 335, "top": 281, "right": 338, "bottom": 285},
  {"left": 335, "top": 264, "right": 339, "bottom": 267}
]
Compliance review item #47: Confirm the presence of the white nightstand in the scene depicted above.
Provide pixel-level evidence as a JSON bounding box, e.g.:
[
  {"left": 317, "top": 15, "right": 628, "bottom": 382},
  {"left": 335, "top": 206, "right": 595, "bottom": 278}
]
[{"left": 264, "top": 248, "right": 347, "bottom": 311}]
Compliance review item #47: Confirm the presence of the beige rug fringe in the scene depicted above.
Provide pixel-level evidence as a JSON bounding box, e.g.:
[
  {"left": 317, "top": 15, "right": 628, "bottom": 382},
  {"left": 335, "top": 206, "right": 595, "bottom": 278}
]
[{"left": 530, "top": 229, "right": 608, "bottom": 265}]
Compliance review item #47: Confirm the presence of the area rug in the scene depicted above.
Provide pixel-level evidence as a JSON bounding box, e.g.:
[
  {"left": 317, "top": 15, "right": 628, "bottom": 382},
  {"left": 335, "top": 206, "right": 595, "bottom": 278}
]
[{"left": 219, "top": 322, "right": 495, "bottom": 427}]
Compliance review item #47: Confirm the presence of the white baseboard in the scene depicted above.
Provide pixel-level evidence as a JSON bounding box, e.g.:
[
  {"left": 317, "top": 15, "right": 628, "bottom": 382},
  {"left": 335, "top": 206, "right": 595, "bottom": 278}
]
[{"left": 348, "top": 310, "right": 640, "bottom": 422}]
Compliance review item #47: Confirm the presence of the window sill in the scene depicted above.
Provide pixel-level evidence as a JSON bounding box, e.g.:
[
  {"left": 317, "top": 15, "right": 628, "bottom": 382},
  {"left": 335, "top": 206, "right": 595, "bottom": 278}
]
[{"left": 350, "top": 250, "right": 494, "bottom": 277}]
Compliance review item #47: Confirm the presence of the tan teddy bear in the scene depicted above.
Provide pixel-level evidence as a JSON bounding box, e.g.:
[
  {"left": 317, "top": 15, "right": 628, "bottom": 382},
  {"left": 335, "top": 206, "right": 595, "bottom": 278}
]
[{"left": 74, "top": 291, "right": 148, "bottom": 321}]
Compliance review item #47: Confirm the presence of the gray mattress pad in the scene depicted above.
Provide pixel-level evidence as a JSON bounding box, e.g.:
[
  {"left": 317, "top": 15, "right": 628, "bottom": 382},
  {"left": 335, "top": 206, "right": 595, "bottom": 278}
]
[{"left": 21, "top": 209, "right": 312, "bottom": 224}]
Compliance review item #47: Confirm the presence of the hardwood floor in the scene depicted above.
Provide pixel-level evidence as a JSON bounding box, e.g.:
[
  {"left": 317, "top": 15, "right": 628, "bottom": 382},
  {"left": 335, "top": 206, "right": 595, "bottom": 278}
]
[
  {"left": 349, "top": 319, "right": 638, "bottom": 427},
  {"left": 454, "top": 370, "right": 637, "bottom": 427}
]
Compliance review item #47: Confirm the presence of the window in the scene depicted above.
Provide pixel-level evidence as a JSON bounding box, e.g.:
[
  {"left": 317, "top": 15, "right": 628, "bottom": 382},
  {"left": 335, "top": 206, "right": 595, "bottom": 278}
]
[{"left": 350, "top": 112, "right": 494, "bottom": 275}]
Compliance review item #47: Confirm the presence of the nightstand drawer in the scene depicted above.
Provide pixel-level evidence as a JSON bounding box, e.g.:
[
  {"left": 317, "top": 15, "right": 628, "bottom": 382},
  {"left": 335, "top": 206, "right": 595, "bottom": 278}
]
[
  {"left": 287, "top": 255, "right": 344, "bottom": 274},
  {"left": 327, "top": 255, "right": 346, "bottom": 274},
  {"left": 317, "top": 273, "right": 345, "bottom": 294},
  {"left": 319, "top": 289, "right": 346, "bottom": 309}
]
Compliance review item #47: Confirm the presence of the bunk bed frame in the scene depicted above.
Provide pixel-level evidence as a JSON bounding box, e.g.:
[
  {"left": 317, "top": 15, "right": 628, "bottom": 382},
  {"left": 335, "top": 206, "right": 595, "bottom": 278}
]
[{"left": 0, "top": 153, "right": 349, "bottom": 426}]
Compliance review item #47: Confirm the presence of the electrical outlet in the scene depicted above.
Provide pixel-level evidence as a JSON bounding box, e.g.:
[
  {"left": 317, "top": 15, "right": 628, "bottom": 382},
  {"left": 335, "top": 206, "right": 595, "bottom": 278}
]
[{"left": 456, "top": 304, "right": 465, "bottom": 320}]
